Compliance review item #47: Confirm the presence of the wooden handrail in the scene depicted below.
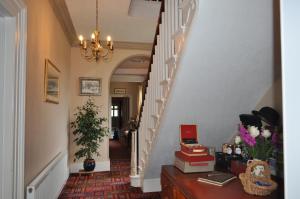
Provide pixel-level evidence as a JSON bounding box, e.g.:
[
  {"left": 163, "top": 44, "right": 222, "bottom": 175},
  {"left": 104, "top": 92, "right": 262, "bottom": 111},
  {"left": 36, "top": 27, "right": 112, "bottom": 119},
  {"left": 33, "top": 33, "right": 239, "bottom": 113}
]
[{"left": 137, "top": 0, "right": 165, "bottom": 129}]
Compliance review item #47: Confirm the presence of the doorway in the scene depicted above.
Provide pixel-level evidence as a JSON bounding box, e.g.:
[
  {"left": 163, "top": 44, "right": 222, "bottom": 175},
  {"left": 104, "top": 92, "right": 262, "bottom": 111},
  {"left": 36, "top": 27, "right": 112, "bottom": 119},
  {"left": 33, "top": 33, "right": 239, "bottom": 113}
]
[
  {"left": 109, "top": 97, "right": 131, "bottom": 160},
  {"left": 111, "top": 97, "right": 130, "bottom": 140},
  {"left": 109, "top": 55, "right": 149, "bottom": 161}
]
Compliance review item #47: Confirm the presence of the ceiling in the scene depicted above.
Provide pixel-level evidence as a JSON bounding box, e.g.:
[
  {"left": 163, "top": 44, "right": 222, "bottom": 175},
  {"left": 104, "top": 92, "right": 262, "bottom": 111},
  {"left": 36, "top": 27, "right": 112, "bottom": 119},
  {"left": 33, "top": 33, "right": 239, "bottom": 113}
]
[
  {"left": 51, "top": 0, "right": 160, "bottom": 82},
  {"left": 65, "top": 0, "right": 161, "bottom": 43}
]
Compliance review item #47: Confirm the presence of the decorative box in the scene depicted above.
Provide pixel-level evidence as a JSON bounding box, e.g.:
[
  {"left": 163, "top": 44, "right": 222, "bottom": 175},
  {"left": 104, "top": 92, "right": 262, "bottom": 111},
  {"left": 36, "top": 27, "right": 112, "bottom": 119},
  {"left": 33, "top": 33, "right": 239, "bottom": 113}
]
[
  {"left": 175, "top": 151, "right": 215, "bottom": 173},
  {"left": 180, "top": 124, "right": 209, "bottom": 155}
]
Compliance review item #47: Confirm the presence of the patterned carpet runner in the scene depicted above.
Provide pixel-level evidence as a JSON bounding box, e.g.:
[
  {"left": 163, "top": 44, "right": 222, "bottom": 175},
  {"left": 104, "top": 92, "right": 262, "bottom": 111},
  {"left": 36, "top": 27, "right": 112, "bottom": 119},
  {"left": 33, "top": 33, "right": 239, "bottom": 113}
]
[{"left": 58, "top": 140, "right": 160, "bottom": 198}]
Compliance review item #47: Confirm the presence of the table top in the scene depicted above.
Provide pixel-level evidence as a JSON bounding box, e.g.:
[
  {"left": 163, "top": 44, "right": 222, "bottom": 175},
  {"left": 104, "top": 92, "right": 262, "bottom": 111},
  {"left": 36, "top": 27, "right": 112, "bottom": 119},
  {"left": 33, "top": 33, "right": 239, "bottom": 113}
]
[{"left": 162, "top": 165, "right": 284, "bottom": 199}]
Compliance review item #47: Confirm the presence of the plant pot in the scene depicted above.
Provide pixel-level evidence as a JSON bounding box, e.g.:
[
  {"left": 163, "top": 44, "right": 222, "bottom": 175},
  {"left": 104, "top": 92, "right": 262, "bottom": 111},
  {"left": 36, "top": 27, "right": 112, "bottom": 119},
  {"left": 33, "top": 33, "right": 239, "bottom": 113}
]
[{"left": 83, "top": 158, "right": 96, "bottom": 171}]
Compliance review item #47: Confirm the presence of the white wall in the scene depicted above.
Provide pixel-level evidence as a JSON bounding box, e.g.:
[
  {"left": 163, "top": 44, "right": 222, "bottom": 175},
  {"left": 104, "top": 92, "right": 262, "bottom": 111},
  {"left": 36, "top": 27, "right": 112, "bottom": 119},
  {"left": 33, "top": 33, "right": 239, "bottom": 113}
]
[
  {"left": 281, "top": 0, "right": 300, "bottom": 198},
  {"left": 69, "top": 48, "right": 150, "bottom": 170},
  {"left": 145, "top": 0, "right": 276, "bottom": 179}
]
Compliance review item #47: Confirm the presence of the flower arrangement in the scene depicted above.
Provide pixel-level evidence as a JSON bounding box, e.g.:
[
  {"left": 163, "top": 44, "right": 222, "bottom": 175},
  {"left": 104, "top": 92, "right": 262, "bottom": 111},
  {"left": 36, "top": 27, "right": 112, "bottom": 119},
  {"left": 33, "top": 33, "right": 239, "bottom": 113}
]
[{"left": 235, "top": 124, "right": 278, "bottom": 161}]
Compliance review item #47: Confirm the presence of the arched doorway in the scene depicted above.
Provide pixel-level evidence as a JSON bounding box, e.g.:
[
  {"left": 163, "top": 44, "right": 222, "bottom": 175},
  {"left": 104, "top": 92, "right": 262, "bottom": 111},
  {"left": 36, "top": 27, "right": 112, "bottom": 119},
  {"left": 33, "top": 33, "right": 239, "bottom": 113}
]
[{"left": 109, "top": 55, "right": 149, "bottom": 159}]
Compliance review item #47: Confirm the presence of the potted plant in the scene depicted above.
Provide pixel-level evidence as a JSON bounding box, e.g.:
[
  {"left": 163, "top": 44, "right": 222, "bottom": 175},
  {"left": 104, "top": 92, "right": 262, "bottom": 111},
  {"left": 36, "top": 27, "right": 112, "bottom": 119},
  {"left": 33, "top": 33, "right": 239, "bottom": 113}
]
[{"left": 71, "top": 97, "right": 108, "bottom": 171}]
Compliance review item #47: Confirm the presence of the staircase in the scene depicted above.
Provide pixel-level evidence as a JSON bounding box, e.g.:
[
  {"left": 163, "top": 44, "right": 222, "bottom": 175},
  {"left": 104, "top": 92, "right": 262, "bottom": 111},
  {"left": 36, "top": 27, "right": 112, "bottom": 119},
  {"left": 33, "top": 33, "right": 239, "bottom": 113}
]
[
  {"left": 131, "top": 0, "right": 275, "bottom": 192},
  {"left": 130, "top": 0, "right": 198, "bottom": 190}
]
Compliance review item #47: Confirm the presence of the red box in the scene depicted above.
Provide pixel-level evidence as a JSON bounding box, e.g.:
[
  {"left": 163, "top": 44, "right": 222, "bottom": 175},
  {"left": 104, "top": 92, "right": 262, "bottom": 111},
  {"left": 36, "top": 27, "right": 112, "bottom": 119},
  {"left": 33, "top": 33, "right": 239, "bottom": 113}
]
[
  {"left": 176, "top": 125, "right": 215, "bottom": 173},
  {"left": 180, "top": 124, "right": 208, "bottom": 154},
  {"left": 180, "top": 124, "right": 198, "bottom": 143},
  {"left": 175, "top": 151, "right": 215, "bottom": 173},
  {"left": 175, "top": 151, "right": 215, "bottom": 162}
]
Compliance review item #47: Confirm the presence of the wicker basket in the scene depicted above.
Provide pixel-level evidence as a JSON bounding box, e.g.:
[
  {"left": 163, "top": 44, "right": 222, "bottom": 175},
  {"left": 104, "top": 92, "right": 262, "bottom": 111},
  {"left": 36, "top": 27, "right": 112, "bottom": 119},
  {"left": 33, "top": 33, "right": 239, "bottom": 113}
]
[{"left": 239, "top": 160, "right": 277, "bottom": 196}]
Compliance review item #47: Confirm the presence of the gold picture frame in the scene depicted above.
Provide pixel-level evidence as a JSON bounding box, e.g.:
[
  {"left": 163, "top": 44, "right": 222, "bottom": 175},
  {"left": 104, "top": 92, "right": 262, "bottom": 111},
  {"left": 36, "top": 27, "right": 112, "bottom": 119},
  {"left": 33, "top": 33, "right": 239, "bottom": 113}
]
[
  {"left": 79, "top": 77, "right": 101, "bottom": 96},
  {"left": 44, "top": 59, "right": 60, "bottom": 104}
]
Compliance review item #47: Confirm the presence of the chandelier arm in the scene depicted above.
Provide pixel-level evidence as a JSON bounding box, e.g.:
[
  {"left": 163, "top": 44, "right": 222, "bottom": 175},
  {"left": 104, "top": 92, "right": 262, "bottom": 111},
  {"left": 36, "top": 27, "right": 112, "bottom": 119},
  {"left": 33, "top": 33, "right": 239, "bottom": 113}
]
[
  {"left": 79, "top": 40, "right": 112, "bottom": 62},
  {"left": 96, "top": 0, "right": 99, "bottom": 31}
]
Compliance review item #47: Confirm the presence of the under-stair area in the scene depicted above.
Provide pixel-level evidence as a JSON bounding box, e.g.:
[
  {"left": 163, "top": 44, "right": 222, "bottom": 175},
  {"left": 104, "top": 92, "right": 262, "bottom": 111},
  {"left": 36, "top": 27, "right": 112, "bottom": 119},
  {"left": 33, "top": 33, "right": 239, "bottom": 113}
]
[{"left": 131, "top": 0, "right": 280, "bottom": 192}]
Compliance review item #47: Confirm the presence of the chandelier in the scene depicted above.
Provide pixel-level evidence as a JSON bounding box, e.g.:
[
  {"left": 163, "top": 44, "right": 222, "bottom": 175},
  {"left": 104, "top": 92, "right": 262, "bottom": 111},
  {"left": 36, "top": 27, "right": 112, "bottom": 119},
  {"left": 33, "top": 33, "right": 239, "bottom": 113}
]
[{"left": 78, "top": 0, "right": 113, "bottom": 62}]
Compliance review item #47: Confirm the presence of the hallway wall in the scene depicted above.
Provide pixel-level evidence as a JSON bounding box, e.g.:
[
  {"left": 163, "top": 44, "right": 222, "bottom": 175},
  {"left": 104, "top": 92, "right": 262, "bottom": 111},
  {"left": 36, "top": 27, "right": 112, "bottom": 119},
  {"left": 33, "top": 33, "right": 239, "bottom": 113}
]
[
  {"left": 69, "top": 48, "right": 150, "bottom": 171},
  {"left": 25, "top": 0, "right": 71, "bottom": 185}
]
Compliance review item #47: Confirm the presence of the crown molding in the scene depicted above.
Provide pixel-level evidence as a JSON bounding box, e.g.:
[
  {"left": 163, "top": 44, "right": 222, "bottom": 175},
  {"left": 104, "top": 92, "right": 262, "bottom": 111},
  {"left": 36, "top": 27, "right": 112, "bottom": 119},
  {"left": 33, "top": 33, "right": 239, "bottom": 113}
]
[
  {"left": 49, "top": 0, "right": 77, "bottom": 46},
  {"left": 113, "top": 41, "right": 152, "bottom": 50}
]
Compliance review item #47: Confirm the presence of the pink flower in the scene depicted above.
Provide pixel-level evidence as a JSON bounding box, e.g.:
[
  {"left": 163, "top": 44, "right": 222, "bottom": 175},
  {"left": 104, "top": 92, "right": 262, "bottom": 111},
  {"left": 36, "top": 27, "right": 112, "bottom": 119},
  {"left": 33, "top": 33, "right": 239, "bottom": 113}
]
[{"left": 239, "top": 124, "right": 256, "bottom": 146}]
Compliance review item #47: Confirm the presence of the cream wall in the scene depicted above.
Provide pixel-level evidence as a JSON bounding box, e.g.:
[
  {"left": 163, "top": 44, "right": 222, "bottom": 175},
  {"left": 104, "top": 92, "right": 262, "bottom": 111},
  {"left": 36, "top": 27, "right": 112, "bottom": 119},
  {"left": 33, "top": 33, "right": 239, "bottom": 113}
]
[
  {"left": 110, "top": 82, "right": 141, "bottom": 119},
  {"left": 69, "top": 48, "right": 149, "bottom": 169},
  {"left": 25, "top": 0, "right": 71, "bottom": 185}
]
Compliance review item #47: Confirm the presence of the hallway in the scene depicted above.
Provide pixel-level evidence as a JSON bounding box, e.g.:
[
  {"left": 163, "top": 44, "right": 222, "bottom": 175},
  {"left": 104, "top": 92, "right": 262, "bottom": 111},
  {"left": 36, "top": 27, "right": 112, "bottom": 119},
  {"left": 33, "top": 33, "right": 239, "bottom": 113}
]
[{"left": 58, "top": 140, "right": 160, "bottom": 198}]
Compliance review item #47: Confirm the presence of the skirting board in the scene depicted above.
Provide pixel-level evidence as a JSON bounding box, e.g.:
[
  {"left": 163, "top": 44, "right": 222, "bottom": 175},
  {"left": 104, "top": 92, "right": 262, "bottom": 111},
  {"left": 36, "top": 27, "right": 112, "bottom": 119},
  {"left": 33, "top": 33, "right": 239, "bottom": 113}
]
[
  {"left": 142, "top": 178, "right": 161, "bottom": 192},
  {"left": 69, "top": 160, "right": 110, "bottom": 173},
  {"left": 130, "top": 175, "right": 141, "bottom": 187}
]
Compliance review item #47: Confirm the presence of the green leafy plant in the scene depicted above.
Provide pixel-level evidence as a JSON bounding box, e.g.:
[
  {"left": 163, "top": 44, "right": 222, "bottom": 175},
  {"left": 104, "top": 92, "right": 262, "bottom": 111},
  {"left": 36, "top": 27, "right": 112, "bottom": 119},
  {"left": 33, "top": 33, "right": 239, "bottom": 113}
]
[{"left": 71, "top": 97, "right": 108, "bottom": 161}]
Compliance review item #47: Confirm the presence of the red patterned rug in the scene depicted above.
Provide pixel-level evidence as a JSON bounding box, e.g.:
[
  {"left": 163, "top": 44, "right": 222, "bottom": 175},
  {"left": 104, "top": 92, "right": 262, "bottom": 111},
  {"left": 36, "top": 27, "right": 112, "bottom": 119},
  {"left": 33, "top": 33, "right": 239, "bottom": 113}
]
[{"left": 58, "top": 141, "right": 160, "bottom": 199}]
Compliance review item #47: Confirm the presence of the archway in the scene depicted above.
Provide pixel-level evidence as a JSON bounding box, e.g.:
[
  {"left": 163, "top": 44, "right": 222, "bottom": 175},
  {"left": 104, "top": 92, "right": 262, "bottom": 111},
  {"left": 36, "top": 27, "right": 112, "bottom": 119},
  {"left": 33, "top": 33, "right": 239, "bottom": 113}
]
[{"left": 108, "top": 55, "right": 150, "bottom": 160}]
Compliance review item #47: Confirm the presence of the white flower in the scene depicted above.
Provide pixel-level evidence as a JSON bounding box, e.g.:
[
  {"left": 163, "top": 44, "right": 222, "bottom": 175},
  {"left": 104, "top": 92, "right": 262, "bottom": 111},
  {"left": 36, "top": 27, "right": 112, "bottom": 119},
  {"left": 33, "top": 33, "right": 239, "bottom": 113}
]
[
  {"left": 248, "top": 126, "right": 260, "bottom": 138},
  {"left": 235, "top": 136, "right": 241, "bottom": 144},
  {"left": 262, "top": 129, "right": 271, "bottom": 138}
]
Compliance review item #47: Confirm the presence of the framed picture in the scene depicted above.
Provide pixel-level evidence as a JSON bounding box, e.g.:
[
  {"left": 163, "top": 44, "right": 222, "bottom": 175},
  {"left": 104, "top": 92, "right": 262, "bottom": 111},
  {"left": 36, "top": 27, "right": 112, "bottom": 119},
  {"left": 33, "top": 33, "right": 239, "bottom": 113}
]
[
  {"left": 80, "top": 78, "right": 101, "bottom": 96},
  {"left": 114, "top": 88, "right": 126, "bottom": 95},
  {"left": 44, "top": 59, "right": 60, "bottom": 104}
]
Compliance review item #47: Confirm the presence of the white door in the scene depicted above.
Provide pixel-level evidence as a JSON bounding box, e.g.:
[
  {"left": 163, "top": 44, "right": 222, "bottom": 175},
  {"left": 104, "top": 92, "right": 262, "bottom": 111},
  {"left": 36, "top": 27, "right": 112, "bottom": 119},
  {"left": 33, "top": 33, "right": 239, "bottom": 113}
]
[{"left": 0, "top": 1, "right": 27, "bottom": 198}]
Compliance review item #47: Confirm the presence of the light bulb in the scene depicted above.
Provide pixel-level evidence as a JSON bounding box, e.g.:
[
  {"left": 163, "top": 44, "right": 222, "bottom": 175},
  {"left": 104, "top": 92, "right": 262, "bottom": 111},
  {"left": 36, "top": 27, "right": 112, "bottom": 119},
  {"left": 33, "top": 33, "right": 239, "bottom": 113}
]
[
  {"left": 91, "top": 33, "right": 95, "bottom": 40},
  {"left": 106, "top": 35, "right": 111, "bottom": 42},
  {"left": 78, "top": 35, "right": 84, "bottom": 41}
]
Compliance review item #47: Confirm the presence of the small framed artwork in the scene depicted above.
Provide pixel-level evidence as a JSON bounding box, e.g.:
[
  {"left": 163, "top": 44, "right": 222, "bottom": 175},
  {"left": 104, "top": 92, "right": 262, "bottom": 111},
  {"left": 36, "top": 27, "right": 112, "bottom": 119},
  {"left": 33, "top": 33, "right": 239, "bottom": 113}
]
[
  {"left": 114, "top": 88, "right": 126, "bottom": 95},
  {"left": 44, "top": 59, "right": 60, "bottom": 104},
  {"left": 80, "top": 78, "right": 101, "bottom": 96}
]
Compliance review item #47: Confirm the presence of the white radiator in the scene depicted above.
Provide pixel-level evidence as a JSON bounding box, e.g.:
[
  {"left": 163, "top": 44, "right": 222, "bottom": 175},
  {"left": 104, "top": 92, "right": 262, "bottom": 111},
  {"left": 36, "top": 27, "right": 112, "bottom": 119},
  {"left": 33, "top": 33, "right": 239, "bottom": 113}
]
[{"left": 26, "top": 151, "right": 69, "bottom": 199}]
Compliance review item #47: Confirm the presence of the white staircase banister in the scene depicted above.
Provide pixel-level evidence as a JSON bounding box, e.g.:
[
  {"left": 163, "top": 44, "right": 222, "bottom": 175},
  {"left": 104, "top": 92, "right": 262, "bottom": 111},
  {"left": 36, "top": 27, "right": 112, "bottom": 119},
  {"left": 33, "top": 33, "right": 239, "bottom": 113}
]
[{"left": 131, "top": 0, "right": 199, "bottom": 189}]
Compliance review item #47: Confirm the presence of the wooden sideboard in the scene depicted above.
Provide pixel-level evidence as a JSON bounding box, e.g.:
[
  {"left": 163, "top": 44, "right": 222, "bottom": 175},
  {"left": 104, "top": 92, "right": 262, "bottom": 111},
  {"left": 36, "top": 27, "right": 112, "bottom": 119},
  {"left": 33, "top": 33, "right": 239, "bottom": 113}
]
[{"left": 161, "top": 165, "right": 283, "bottom": 199}]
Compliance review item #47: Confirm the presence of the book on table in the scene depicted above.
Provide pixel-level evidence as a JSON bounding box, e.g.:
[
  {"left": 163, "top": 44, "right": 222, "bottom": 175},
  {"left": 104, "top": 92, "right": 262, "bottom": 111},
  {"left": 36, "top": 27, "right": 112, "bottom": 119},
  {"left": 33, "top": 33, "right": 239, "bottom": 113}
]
[{"left": 197, "top": 171, "right": 236, "bottom": 186}]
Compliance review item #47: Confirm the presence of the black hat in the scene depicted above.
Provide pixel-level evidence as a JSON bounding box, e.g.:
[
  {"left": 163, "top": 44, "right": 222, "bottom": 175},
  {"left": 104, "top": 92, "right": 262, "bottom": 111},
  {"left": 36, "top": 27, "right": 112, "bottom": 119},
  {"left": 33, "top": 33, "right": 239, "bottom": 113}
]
[
  {"left": 252, "top": 107, "right": 280, "bottom": 126},
  {"left": 239, "top": 114, "right": 262, "bottom": 129}
]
